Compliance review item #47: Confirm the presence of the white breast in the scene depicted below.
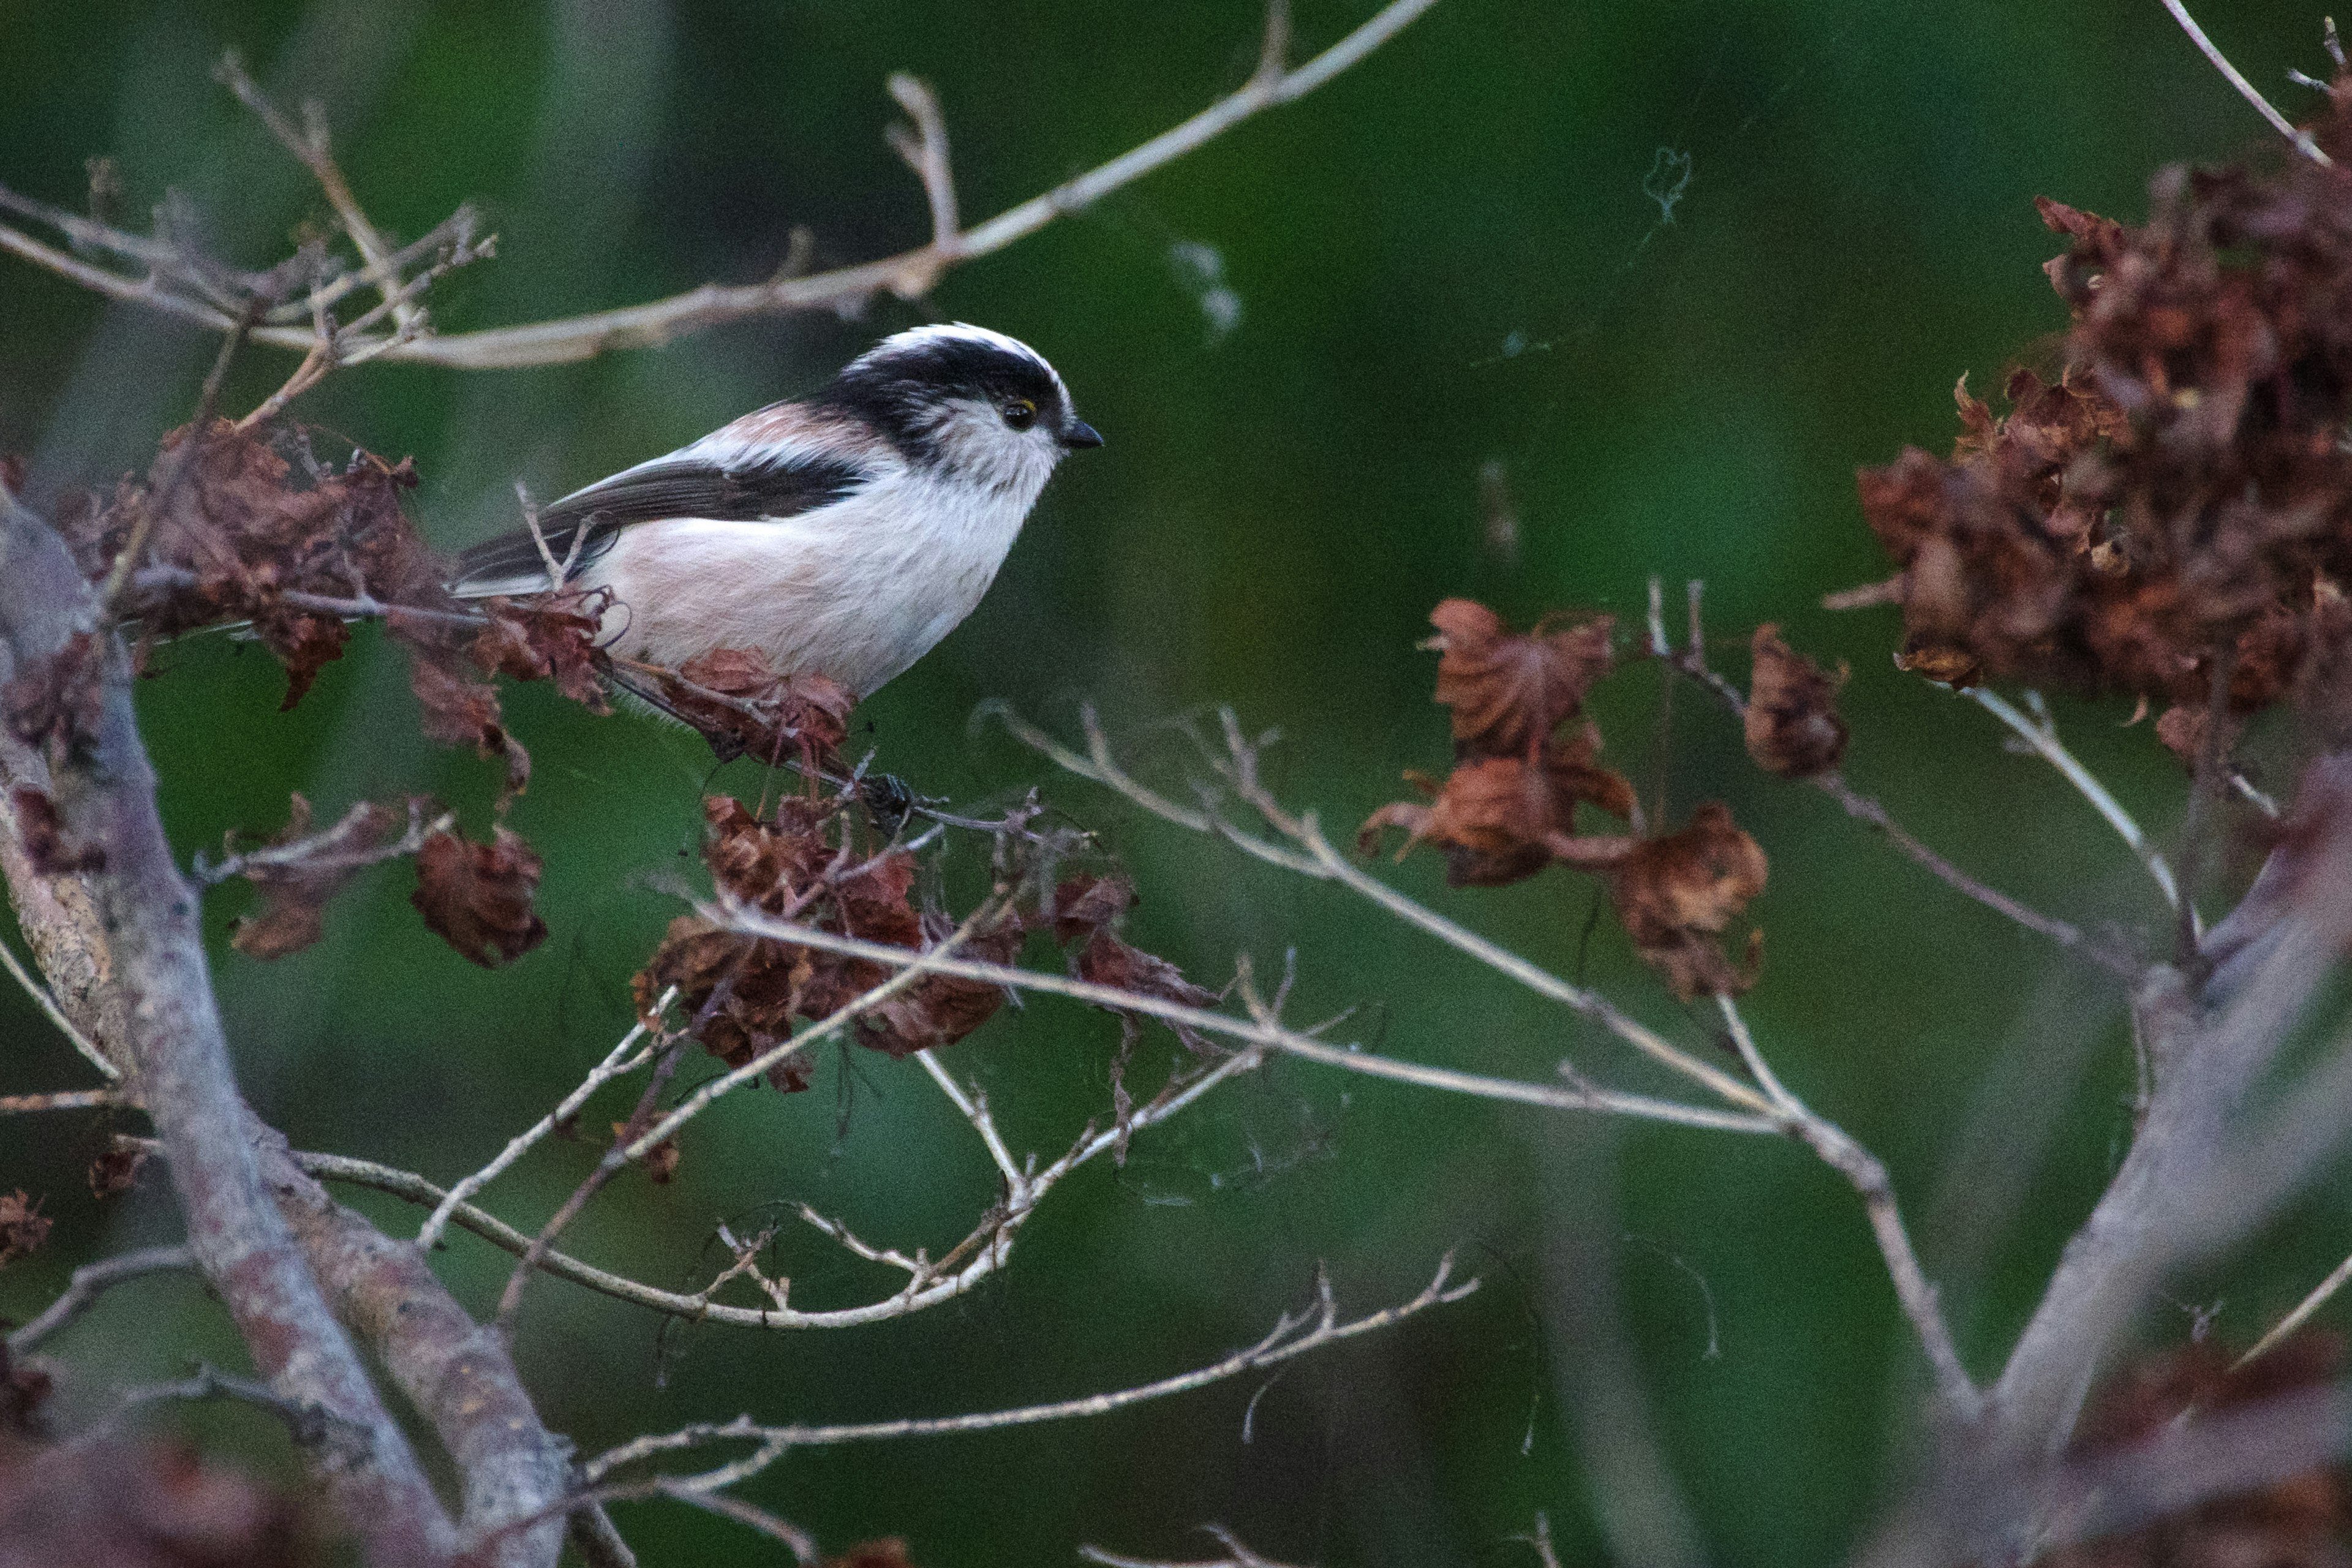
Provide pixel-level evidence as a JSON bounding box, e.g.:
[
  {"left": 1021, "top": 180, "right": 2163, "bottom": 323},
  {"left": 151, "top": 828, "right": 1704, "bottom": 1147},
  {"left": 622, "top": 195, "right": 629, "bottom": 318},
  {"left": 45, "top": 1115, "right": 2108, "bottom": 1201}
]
[{"left": 582, "top": 468, "right": 1039, "bottom": 699}]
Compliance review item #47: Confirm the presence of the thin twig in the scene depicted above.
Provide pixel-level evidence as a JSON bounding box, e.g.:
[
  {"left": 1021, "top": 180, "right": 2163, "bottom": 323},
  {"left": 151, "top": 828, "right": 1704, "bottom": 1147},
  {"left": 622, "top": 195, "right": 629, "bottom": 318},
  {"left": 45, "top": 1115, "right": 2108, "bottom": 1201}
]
[
  {"left": 0, "top": 1086, "right": 126, "bottom": 1114},
  {"left": 273, "top": 1035, "right": 1267, "bottom": 1330},
  {"left": 7, "top": 1243, "right": 195, "bottom": 1355},
  {"left": 578, "top": 1253, "right": 1476, "bottom": 1486},
  {"left": 0, "top": 937, "right": 121, "bottom": 1082},
  {"left": 1080, "top": 1523, "right": 1306, "bottom": 1568},
  {"left": 492, "top": 912, "right": 999, "bottom": 1334},
  {"left": 2234, "top": 1247, "right": 2352, "bottom": 1372},
  {"left": 414, "top": 989, "right": 673, "bottom": 1252},
  {"left": 213, "top": 53, "right": 424, "bottom": 328},
  {"left": 0, "top": 0, "right": 1441, "bottom": 369},
  {"left": 707, "top": 902, "right": 1779, "bottom": 1136},
  {"left": 2159, "top": 0, "right": 2331, "bottom": 165},
  {"left": 1717, "top": 997, "right": 1980, "bottom": 1418},
  {"left": 1967, "top": 687, "right": 2181, "bottom": 910}
]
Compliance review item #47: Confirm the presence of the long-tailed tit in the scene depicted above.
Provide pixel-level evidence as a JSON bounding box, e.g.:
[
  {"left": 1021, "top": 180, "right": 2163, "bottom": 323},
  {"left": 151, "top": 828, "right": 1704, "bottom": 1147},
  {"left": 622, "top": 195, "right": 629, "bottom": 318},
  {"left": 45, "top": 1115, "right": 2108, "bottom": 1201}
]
[{"left": 450, "top": 323, "right": 1101, "bottom": 699}]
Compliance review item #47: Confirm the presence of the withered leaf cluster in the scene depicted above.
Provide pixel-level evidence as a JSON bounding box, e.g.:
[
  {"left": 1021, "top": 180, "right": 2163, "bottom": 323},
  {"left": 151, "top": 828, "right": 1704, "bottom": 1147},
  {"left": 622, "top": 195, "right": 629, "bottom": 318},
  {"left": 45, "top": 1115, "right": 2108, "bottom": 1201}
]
[
  {"left": 0, "top": 1191, "right": 50, "bottom": 1268},
  {"left": 1859, "top": 77, "right": 2352, "bottom": 755},
  {"left": 637, "top": 647, "right": 855, "bottom": 766},
  {"left": 2041, "top": 1333, "right": 2348, "bottom": 1567},
  {"left": 30, "top": 419, "right": 610, "bottom": 795},
  {"left": 637, "top": 799, "right": 1202, "bottom": 1090},
  {"left": 211, "top": 794, "right": 547, "bottom": 968},
  {"left": 1363, "top": 599, "right": 1770, "bottom": 998}
]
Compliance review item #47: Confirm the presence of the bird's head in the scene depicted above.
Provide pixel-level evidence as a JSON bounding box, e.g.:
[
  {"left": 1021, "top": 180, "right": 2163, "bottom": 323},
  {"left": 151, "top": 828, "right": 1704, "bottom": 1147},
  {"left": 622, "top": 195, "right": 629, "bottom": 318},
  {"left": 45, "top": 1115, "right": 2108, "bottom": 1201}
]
[{"left": 818, "top": 323, "right": 1102, "bottom": 495}]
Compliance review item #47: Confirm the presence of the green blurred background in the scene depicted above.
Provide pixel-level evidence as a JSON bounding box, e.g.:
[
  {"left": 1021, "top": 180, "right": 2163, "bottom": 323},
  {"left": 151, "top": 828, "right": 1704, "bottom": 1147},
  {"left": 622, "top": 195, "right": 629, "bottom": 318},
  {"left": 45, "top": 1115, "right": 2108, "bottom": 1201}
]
[{"left": 3, "top": 2, "right": 2345, "bottom": 1563}]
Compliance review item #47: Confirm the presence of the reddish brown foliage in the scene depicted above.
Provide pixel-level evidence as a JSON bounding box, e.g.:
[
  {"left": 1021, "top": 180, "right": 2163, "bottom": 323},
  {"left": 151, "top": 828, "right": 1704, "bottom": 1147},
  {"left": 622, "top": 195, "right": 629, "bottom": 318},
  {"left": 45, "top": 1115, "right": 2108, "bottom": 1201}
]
[
  {"left": 1364, "top": 601, "right": 1635, "bottom": 889},
  {"left": 1428, "top": 597, "right": 1615, "bottom": 757},
  {"left": 0, "top": 1436, "right": 312, "bottom": 1568},
  {"left": 1744, "top": 625, "right": 1849, "bottom": 778},
  {"left": 7, "top": 786, "right": 104, "bottom": 875},
  {"left": 824, "top": 1543, "right": 919, "bottom": 1568},
  {"left": 1859, "top": 85, "right": 2352, "bottom": 758},
  {"left": 225, "top": 795, "right": 418, "bottom": 960},
  {"left": 409, "top": 826, "right": 547, "bottom": 968},
  {"left": 2041, "top": 1333, "right": 2350, "bottom": 1567},
  {"left": 74, "top": 422, "right": 443, "bottom": 709},
  {"left": 0, "top": 1192, "right": 50, "bottom": 1268},
  {"left": 1606, "top": 804, "right": 1768, "bottom": 999},
  {"left": 642, "top": 648, "right": 855, "bottom": 766},
  {"left": 636, "top": 797, "right": 1016, "bottom": 1085},
  {"left": 1366, "top": 598, "right": 1769, "bottom": 995},
  {"left": 467, "top": 590, "right": 611, "bottom": 714},
  {"left": 638, "top": 800, "right": 1206, "bottom": 1090}
]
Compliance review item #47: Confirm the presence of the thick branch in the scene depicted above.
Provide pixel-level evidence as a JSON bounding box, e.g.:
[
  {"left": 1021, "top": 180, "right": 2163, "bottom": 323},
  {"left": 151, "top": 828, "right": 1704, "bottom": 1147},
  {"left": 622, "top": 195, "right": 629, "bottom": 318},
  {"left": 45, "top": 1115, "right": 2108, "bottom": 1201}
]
[{"left": 0, "top": 498, "right": 459, "bottom": 1566}]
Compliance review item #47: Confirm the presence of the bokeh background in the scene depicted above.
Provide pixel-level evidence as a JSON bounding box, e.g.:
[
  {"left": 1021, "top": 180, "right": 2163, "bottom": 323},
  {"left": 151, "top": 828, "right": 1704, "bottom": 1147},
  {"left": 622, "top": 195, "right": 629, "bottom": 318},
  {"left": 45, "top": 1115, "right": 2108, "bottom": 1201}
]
[{"left": 3, "top": 2, "right": 2345, "bottom": 1563}]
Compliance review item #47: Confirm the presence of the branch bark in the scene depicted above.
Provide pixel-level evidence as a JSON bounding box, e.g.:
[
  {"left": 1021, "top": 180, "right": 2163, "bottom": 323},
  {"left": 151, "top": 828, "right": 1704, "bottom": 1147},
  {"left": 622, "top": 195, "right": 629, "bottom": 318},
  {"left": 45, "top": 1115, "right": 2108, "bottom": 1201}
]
[{"left": 0, "top": 494, "right": 578, "bottom": 1568}]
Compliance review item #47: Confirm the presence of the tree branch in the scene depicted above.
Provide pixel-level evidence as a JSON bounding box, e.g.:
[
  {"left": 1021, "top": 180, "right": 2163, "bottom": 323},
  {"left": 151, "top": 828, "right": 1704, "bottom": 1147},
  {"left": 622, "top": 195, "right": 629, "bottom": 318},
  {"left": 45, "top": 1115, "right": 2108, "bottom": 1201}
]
[{"left": 0, "top": 1, "right": 1438, "bottom": 372}]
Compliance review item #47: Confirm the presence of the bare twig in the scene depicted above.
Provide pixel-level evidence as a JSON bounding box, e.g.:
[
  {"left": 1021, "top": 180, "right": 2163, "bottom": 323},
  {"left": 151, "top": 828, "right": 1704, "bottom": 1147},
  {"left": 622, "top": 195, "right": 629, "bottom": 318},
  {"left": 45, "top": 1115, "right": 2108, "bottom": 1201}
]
[
  {"left": 0, "top": 936, "right": 120, "bottom": 1082},
  {"left": 288, "top": 1021, "right": 1267, "bottom": 1330},
  {"left": 2234, "top": 1247, "right": 2352, "bottom": 1371},
  {"left": 706, "top": 902, "right": 1779, "bottom": 1136},
  {"left": 194, "top": 797, "right": 449, "bottom": 887},
  {"left": 414, "top": 989, "right": 672, "bottom": 1253},
  {"left": 0, "top": 1086, "right": 126, "bottom": 1114},
  {"left": 2159, "top": 0, "right": 2331, "bottom": 165},
  {"left": 0, "top": 1, "right": 1439, "bottom": 370},
  {"left": 6, "top": 1243, "right": 195, "bottom": 1355},
  {"left": 1967, "top": 687, "right": 2181, "bottom": 910},
  {"left": 213, "top": 53, "right": 423, "bottom": 329},
  {"left": 1718, "top": 997, "right": 1978, "bottom": 1419},
  {"left": 578, "top": 1253, "right": 1476, "bottom": 1488},
  {"left": 1080, "top": 1523, "right": 1308, "bottom": 1568},
  {"left": 71, "top": 1361, "right": 364, "bottom": 1454}
]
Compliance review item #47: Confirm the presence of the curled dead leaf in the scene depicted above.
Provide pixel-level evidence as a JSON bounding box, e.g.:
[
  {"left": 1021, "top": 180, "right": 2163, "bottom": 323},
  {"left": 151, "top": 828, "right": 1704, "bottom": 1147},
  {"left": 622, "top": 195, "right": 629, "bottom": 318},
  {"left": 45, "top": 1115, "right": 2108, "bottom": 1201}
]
[
  {"left": 1428, "top": 598, "right": 1614, "bottom": 758},
  {"left": 1745, "top": 625, "right": 1850, "bottom": 778},
  {"left": 410, "top": 826, "right": 548, "bottom": 968},
  {"left": 1607, "top": 804, "right": 1768, "bottom": 999}
]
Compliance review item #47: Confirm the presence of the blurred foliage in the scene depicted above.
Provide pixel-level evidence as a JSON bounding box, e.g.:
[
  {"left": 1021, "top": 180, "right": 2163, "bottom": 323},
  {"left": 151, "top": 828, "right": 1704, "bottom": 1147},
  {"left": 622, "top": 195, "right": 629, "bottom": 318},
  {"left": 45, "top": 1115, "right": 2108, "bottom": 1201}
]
[{"left": 2, "top": 2, "right": 2346, "bottom": 1564}]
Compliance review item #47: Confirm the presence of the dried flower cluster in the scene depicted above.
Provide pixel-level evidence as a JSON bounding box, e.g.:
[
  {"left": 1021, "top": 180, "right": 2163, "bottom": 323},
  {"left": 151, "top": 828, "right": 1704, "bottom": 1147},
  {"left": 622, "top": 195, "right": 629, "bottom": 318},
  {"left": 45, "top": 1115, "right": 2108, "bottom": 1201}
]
[
  {"left": 1858, "top": 74, "right": 2352, "bottom": 758},
  {"left": 1362, "top": 598, "right": 1784, "bottom": 998},
  {"left": 638, "top": 797, "right": 1211, "bottom": 1090}
]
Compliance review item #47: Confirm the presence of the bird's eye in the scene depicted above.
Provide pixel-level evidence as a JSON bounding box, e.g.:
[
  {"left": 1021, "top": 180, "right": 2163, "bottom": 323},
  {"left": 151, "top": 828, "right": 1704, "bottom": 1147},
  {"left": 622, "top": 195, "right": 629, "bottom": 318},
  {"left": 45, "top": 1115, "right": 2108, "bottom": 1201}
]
[{"left": 1000, "top": 399, "right": 1037, "bottom": 431}]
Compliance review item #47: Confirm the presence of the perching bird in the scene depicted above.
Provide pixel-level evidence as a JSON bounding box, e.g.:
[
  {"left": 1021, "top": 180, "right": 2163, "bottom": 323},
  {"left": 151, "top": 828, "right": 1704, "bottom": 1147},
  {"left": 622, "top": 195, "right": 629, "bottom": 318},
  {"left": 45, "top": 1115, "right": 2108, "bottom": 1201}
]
[{"left": 449, "top": 323, "right": 1102, "bottom": 700}]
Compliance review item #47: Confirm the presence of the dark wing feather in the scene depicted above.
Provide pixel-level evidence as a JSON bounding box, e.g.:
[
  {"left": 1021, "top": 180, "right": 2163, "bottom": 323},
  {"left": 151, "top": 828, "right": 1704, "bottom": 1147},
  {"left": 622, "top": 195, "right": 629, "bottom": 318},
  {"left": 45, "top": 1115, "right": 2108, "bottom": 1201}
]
[{"left": 450, "top": 448, "right": 875, "bottom": 594}]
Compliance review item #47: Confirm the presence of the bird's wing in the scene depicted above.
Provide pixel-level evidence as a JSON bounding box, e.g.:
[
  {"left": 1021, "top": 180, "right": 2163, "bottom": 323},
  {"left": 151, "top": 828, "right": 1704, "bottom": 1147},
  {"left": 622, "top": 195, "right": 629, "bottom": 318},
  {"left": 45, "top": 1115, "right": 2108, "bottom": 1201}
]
[{"left": 449, "top": 424, "right": 883, "bottom": 597}]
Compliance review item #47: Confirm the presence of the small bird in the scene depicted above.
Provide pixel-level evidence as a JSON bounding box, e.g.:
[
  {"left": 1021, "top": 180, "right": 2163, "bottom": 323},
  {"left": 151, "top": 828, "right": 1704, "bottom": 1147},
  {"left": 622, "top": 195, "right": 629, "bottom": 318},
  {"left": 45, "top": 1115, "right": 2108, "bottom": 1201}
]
[{"left": 450, "top": 323, "right": 1102, "bottom": 700}]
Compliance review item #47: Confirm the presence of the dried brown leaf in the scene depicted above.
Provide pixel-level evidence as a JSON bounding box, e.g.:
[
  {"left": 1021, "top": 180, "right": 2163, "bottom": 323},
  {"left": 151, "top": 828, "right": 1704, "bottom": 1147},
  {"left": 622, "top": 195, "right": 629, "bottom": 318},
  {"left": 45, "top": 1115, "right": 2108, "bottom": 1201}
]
[
  {"left": 228, "top": 795, "right": 417, "bottom": 960},
  {"left": 1607, "top": 804, "right": 1768, "bottom": 999},
  {"left": 1428, "top": 598, "right": 1614, "bottom": 758},
  {"left": 410, "top": 826, "right": 547, "bottom": 968},
  {"left": 1745, "top": 625, "right": 1850, "bottom": 778}
]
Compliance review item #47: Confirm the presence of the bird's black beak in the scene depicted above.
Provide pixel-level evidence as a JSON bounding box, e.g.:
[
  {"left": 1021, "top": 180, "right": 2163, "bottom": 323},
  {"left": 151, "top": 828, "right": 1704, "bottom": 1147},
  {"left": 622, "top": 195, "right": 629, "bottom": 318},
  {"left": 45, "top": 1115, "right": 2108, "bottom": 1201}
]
[{"left": 1059, "top": 419, "right": 1104, "bottom": 450}]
